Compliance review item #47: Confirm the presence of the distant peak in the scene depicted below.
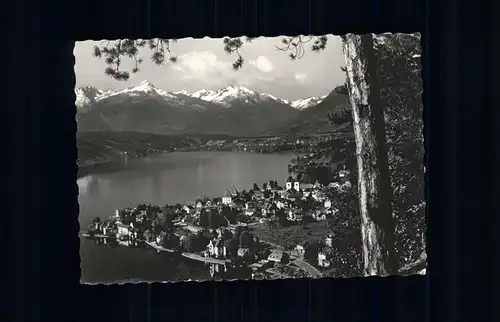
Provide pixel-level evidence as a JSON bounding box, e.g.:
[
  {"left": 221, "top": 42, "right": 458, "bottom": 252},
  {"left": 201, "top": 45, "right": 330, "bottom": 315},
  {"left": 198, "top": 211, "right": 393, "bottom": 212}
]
[
  {"left": 138, "top": 80, "right": 154, "bottom": 87},
  {"left": 223, "top": 85, "right": 253, "bottom": 93},
  {"left": 225, "top": 85, "right": 243, "bottom": 89}
]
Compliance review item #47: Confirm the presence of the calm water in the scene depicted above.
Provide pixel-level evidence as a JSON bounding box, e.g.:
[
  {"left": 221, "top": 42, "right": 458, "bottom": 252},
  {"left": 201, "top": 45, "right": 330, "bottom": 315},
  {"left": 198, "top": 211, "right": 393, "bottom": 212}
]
[{"left": 79, "top": 151, "right": 295, "bottom": 283}]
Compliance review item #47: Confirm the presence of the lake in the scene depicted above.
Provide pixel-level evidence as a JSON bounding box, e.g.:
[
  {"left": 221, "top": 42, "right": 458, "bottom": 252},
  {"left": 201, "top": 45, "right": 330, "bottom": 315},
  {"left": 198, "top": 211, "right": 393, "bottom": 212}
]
[{"left": 78, "top": 151, "right": 296, "bottom": 283}]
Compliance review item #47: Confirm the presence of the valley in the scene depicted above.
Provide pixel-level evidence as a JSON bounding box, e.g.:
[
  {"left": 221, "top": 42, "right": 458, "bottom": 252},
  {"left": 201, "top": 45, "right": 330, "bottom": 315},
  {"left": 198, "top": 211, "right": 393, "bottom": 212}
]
[{"left": 75, "top": 81, "right": 353, "bottom": 172}]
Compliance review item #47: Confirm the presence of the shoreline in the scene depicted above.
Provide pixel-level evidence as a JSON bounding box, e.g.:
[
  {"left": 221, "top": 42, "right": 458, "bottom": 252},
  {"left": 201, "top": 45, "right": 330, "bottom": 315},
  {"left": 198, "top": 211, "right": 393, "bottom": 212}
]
[
  {"left": 77, "top": 151, "right": 174, "bottom": 179},
  {"left": 77, "top": 160, "right": 114, "bottom": 179},
  {"left": 77, "top": 149, "right": 298, "bottom": 179},
  {"left": 81, "top": 234, "right": 295, "bottom": 278},
  {"left": 80, "top": 169, "right": 332, "bottom": 278}
]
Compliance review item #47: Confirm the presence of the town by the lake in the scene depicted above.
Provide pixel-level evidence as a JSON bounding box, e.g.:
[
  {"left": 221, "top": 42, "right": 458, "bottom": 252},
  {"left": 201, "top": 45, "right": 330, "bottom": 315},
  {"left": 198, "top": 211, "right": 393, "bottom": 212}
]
[
  {"left": 81, "top": 151, "right": 354, "bottom": 281},
  {"left": 76, "top": 34, "right": 425, "bottom": 283}
]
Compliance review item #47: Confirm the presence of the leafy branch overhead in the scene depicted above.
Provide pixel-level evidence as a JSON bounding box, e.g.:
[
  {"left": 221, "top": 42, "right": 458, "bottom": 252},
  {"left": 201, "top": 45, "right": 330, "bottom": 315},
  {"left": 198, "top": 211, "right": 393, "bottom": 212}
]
[
  {"left": 92, "top": 36, "right": 328, "bottom": 80},
  {"left": 92, "top": 39, "right": 178, "bottom": 81}
]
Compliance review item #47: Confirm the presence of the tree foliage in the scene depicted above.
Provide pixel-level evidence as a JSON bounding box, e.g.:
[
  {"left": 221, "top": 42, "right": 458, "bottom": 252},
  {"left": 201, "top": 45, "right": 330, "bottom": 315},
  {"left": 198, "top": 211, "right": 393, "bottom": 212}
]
[
  {"left": 92, "top": 35, "right": 328, "bottom": 80},
  {"left": 157, "top": 207, "right": 175, "bottom": 232},
  {"left": 225, "top": 237, "right": 240, "bottom": 257},
  {"left": 239, "top": 230, "right": 254, "bottom": 248},
  {"left": 331, "top": 34, "right": 424, "bottom": 272},
  {"left": 373, "top": 34, "right": 425, "bottom": 267},
  {"left": 208, "top": 211, "right": 228, "bottom": 230},
  {"left": 198, "top": 210, "right": 210, "bottom": 227},
  {"left": 92, "top": 39, "right": 178, "bottom": 81},
  {"left": 182, "top": 233, "right": 211, "bottom": 253}
]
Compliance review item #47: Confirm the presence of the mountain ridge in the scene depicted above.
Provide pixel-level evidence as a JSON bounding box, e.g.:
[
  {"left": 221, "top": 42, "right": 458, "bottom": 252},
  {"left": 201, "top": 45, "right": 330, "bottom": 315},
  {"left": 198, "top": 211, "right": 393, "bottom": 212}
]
[
  {"left": 75, "top": 81, "right": 327, "bottom": 110},
  {"left": 75, "top": 81, "right": 347, "bottom": 137}
]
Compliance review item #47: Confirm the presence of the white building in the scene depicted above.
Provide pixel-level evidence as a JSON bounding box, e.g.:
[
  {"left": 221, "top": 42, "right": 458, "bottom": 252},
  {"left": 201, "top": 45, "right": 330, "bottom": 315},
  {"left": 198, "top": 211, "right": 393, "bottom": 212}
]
[
  {"left": 318, "top": 252, "right": 331, "bottom": 268},
  {"left": 325, "top": 235, "right": 333, "bottom": 247},
  {"left": 342, "top": 181, "right": 353, "bottom": 190},
  {"left": 245, "top": 208, "right": 256, "bottom": 216},
  {"left": 207, "top": 239, "right": 227, "bottom": 258},
  {"left": 267, "top": 250, "right": 284, "bottom": 263},
  {"left": 116, "top": 222, "right": 130, "bottom": 237},
  {"left": 222, "top": 195, "right": 232, "bottom": 205},
  {"left": 287, "top": 209, "right": 303, "bottom": 222},
  {"left": 339, "top": 169, "right": 351, "bottom": 178}
]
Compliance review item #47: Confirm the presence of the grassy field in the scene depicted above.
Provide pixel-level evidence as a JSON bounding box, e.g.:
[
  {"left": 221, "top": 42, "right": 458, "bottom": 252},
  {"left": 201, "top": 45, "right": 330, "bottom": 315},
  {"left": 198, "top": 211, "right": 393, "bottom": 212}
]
[{"left": 250, "top": 221, "right": 331, "bottom": 249}]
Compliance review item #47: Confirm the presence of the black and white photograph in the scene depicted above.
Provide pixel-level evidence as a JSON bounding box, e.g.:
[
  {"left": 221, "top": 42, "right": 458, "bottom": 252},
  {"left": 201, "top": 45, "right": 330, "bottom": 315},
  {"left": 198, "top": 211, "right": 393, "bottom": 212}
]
[{"left": 75, "top": 34, "right": 426, "bottom": 284}]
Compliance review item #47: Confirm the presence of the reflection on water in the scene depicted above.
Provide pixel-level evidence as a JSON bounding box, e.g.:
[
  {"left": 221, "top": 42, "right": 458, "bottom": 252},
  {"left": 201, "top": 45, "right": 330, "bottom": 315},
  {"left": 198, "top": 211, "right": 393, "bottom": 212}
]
[
  {"left": 196, "top": 158, "right": 204, "bottom": 185},
  {"left": 79, "top": 151, "right": 295, "bottom": 283},
  {"left": 78, "top": 152, "right": 294, "bottom": 227}
]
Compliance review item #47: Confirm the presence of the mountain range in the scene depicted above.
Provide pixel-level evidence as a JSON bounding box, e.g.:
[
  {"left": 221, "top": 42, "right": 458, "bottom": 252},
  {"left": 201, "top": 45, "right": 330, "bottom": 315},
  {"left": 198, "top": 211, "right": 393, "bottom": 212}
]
[{"left": 75, "top": 81, "right": 350, "bottom": 136}]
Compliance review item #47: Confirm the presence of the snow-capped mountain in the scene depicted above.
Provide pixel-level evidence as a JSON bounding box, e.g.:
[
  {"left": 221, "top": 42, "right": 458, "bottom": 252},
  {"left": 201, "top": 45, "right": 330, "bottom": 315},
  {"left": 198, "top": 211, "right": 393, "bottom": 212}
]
[
  {"left": 175, "top": 85, "right": 289, "bottom": 107},
  {"left": 75, "top": 81, "right": 339, "bottom": 136},
  {"left": 290, "top": 95, "right": 327, "bottom": 110},
  {"left": 101, "top": 80, "right": 178, "bottom": 101},
  {"left": 76, "top": 81, "right": 325, "bottom": 110},
  {"left": 75, "top": 81, "right": 304, "bottom": 136},
  {"left": 75, "top": 86, "right": 112, "bottom": 110}
]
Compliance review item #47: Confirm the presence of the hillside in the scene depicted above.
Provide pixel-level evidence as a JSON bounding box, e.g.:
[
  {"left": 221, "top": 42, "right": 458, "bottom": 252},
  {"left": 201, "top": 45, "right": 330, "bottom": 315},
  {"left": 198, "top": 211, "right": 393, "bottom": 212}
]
[
  {"left": 270, "top": 87, "right": 352, "bottom": 136},
  {"left": 77, "top": 131, "right": 232, "bottom": 166},
  {"left": 76, "top": 82, "right": 301, "bottom": 137}
]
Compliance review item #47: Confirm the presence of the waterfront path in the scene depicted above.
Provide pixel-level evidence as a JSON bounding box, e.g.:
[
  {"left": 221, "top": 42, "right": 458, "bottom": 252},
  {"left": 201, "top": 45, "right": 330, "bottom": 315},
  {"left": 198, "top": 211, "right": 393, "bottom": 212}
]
[
  {"left": 181, "top": 252, "right": 230, "bottom": 265},
  {"left": 292, "top": 259, "right": 322, "bottom": 278},
  {"left": 265, "top": 268, "right": 293, "bottom": 279},
  {"left": 145, "top": 240, "right": 230, "bottom": 265},
  {"left": 81, "top": 233, "right": 115, "bottom": 239},
  {"left": 144, "top": 240, "right": 176, "bottom": 253}
]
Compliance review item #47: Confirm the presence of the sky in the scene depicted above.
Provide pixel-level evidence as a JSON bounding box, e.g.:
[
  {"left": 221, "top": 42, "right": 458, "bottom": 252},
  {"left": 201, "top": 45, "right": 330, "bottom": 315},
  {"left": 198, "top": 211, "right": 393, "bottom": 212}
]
[{"left": 74, "top": 35, "right": 346, "bottom": 101}]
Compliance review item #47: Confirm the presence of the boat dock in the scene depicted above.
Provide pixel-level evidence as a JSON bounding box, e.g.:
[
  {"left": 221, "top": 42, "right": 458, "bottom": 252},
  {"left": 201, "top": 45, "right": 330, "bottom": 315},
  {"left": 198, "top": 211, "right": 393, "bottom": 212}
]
[
  {"left": 144, "top": 240, "right": 177, "bottom": 253},
  {"left": 80, "top": 233, "right": 117, "bottom": 239},
  {"left": 181, "top": 252, "right": 230, "bottom": 265},
  {"left": 144, "top": 240, "right": 230, "bottom": 265}
]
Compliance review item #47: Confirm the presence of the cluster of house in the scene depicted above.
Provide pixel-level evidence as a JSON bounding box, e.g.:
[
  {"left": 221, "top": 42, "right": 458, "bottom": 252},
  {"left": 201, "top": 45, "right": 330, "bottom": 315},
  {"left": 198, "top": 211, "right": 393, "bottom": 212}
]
[
  {"left": 87, "top": 166, "right": 352, "bottom": 272},
  {"left": 204, "top": 223, "right": 338, "bottom": 276},
  {"left": 204, "top": 224, "right": 291, "bottom": 261},
  {"left": 98, "top": 165, "right": 352, "bottom": 236},
  {"left": 90, "top": 218, "right": 140, "bottom": 240},
  {"left": 289, "top": 235, "right": 336, "bottom": 268},
  {"left": 235, "top": 177, "right": 351, "bottom": 223},
  {"left": 203, "top": 136, "right": 331, "bottom": 154},
  {"left": 205, "top": 229, "right": 288, "bottom": 266},
  {"left": 317, "top": 236, "right": 335, "bottom": 268}
]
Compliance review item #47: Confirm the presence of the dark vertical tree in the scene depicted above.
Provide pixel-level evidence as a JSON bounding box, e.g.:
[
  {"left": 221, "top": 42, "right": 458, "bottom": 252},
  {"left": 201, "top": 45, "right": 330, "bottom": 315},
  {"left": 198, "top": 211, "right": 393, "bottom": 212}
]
[
  {"left": 338, "top": 34, "right": 396, "bottom": 276},
  {"left": 199, "top": 210, "right": 210, "bottom": 228},
  {"left": 275, "top": 208, "right": 288, "bottom": 227},
  {"left": 158, "top": 207, "right": 175, "bottom": 232},
  {"left": 239, "top": 230, "right": 254, "bottom": 248},
  {"left": 225, "top": 237, "right": 239, "bottom": 257},
  {"left": 233, "top": 225, "right": 243, "bottom": 239}
]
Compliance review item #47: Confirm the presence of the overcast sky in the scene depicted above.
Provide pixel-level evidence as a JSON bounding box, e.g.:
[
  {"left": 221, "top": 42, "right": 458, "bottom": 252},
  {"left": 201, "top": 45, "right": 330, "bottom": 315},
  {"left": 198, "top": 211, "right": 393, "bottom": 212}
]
[{"left": 74, "top": 35, "right": 345, "bottom": 101}]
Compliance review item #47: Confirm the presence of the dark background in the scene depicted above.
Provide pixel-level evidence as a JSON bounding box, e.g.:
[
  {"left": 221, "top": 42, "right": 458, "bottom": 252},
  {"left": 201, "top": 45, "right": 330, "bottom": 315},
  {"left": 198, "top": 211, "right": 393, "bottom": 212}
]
[{"left": 4, "top": 0, "right": 496, "bottom": 321}]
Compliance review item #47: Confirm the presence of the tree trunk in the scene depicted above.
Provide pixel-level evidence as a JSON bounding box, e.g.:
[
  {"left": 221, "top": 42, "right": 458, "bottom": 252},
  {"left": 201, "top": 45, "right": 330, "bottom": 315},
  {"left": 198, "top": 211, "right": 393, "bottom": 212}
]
[{"left": 341, "top": 34, "right": 397, "bottom": 276}]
